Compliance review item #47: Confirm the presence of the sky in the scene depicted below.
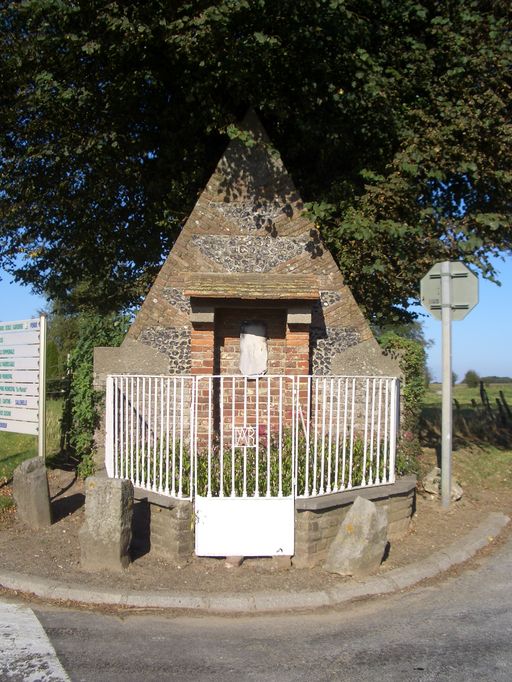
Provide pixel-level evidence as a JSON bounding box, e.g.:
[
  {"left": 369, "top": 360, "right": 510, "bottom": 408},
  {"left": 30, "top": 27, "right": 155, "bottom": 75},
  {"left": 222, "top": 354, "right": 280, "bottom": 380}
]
[
  {"left": 0, "top": 255, "right": 510, "bottom": 382},
  {"left": 414, "top": 254, "right": 512, "bottom": 381}
]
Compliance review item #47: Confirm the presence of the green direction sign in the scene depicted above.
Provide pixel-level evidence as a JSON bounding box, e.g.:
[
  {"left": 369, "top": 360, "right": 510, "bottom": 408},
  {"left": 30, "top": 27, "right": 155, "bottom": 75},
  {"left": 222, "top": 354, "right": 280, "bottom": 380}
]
[{"left": 420, "top": 262, "right": 478, "bottom": 320}]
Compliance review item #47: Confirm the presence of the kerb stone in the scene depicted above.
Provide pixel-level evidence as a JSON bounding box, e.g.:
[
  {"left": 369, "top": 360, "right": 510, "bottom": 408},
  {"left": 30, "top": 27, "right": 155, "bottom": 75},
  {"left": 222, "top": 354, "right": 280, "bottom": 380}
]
[
  {"left": 323, "top": 496, "right": 388, "bottom": 577},
  {"left": 79, "top": 476, "right": 133, "bottom": 572},
  {"left": 13, "top": 457, "right": 52, "bottom": 529}
]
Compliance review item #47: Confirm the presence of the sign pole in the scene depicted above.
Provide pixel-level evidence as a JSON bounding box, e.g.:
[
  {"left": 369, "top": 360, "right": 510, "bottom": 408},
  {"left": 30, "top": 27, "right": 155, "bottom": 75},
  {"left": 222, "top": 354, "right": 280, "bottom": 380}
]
[
  {"left": 38, "top": 314, "right": 47, "bottom": 460},
  {"left": 440, "top": 262, "right": 452, "bottom": 508}
]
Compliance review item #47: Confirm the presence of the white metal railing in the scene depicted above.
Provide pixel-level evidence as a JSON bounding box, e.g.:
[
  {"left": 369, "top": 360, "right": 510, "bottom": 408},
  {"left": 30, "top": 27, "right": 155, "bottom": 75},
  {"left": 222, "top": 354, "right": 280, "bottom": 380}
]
[{"left": 105, "top": 374, "right": 400, "bottom": 500}]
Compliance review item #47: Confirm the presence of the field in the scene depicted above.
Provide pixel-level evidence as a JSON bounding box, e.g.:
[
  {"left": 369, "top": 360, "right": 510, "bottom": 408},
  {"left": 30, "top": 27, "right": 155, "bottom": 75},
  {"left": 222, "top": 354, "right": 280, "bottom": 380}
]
[
  {"left": 423, "top": 382, "right": 512, "bottom": 408},
  {"left": 421, "top": 382, "right": 512, "bottom": 450},
  {"left": 0, "top": 399, "right": 63, "bottom": 483}
]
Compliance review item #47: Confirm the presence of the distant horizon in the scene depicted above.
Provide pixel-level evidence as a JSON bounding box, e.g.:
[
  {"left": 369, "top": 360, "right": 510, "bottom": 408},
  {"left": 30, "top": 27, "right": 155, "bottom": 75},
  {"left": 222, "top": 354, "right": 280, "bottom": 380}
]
[{"left": 430, "top": 375, "right": 512, "bottom": 385}]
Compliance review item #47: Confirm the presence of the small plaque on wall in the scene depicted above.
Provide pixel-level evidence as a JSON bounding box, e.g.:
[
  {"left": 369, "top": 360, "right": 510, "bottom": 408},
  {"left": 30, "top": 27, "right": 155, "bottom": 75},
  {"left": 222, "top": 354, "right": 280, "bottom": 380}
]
[{"left": 239, "top": 321, "right": 267, "bottom": 376}]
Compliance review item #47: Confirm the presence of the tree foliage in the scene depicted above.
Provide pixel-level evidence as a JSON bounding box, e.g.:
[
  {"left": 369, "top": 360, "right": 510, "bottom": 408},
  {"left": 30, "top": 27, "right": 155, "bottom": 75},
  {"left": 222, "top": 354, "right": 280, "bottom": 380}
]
[
  {"left": 464, "top": 369, "right": 480, "bottom": 388},
  {"left": 1, "top": 0, "right": 511, "bottom": 320},
  {"left": 61, "top": 312, "right": 128, "bottom": 476}
]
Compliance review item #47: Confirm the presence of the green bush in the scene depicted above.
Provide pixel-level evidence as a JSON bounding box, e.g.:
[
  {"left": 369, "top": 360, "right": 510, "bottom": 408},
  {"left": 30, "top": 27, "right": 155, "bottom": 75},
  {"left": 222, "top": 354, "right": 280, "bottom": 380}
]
[
  {"left": 379, "top": 332, "right": 426, "bottom": 475},
  {"left": 62, "top": 313, "right": 128, "bottom": 477},
  {"left": 117, "top": 433, "right": 391, "bottom": 498}
]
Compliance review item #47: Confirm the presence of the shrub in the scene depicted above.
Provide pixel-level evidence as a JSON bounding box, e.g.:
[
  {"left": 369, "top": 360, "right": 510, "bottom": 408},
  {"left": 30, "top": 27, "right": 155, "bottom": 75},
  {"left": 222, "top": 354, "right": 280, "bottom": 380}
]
[
  {"left": 379, "top": 332, "right": 426, "bottom": 474},
  {"left": 62, "top": 313, "right": 128, "bottom": 477},
  {"left": 463, "top": 369, "right": 480, "bottom": 388}
]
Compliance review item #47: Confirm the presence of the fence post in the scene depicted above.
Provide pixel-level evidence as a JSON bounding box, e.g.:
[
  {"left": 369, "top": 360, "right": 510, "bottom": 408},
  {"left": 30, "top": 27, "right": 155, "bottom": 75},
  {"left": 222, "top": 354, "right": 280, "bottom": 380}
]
[
  {"left": 388, "top": 378, "right": 399, "bottom": 483},
  {"left": 190, "top": 376, "right": 197, "bottom": 499},
  {"left": 105, "top": 376, "right": 114, "bottom": 477}
]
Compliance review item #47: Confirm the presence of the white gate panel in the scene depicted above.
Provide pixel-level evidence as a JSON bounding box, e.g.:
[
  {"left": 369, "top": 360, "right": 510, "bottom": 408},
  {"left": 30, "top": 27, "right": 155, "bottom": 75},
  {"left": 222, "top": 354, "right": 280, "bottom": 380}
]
[{"left": 195, "top": 497, "right": 295, "bottom": 557}]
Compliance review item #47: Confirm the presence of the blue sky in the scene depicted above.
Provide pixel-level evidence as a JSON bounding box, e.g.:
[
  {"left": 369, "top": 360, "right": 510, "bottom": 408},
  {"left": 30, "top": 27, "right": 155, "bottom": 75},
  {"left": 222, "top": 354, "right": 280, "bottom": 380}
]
[
  {"left": 417, "top": 254, "right": 512, "bottom": 381},
  {"left": 1, "top": 255, "right": 510, "bottom": 381}
]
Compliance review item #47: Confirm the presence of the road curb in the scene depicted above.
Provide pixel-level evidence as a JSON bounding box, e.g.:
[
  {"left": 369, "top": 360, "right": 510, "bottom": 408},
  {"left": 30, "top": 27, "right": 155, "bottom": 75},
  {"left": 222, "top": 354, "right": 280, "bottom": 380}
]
[{"left": 0, "top": 512, "right": 509, "bottom": 613}]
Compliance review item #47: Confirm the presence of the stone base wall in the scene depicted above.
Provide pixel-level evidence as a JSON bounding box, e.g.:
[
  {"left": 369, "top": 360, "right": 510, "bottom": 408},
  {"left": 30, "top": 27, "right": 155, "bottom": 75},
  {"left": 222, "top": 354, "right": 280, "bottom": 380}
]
[
  {"left": 133, "top": 488, "right": 194, "bottom": 565},
  {"left": 127, "top": 480, "right": 414, "bottom": 567},
  {"left": 293, "top": 476, "right": 416, "bottom": 568}
]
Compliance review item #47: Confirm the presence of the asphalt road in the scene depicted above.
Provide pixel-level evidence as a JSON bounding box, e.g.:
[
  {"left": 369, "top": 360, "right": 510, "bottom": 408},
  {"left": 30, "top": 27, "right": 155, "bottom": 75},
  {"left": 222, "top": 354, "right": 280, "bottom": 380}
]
[{"left": 3, "top": 533, "right": 512, "bottom": 681}]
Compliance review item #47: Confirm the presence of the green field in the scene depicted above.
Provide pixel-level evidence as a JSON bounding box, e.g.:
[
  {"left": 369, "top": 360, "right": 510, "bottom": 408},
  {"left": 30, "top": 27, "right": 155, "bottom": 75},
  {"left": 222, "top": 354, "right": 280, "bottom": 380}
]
[
  {"left": 421, "top": 383, "right": 512, "bottom": 448},
  {"left": 0, "top": 399, "right": 63, "bottom": 482},
  {"left": 423, "top": 383, "right": 512, "bottom": 408}
]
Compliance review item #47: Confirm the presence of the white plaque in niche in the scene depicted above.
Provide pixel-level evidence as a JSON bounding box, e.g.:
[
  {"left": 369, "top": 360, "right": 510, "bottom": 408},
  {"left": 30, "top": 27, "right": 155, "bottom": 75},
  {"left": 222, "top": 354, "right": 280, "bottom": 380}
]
[{"left": 239, "top": 321, "right": 268, "bottom": 377}]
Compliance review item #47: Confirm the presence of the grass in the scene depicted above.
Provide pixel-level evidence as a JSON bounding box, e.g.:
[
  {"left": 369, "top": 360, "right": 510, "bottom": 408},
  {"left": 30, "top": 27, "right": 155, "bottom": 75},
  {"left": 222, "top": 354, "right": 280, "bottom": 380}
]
[
  {"left": 0, "top": 398, "right": 63, "bottom": 483},
  {"left": 419, "top": 381, "right": 512, "bottom": 506},
  {"left": 421, "top": 382, "right": 512, "bottom": 450},
  {"left": 423, "top": 382, "right": 512, "bottom": 408},
  {"left": 417, "top": 443, "right": 512, "bottom": 500}
]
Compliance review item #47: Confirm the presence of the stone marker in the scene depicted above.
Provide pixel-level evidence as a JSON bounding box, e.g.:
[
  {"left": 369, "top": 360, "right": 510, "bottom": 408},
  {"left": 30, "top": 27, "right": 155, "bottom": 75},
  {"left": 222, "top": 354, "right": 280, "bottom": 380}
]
[
  {"left": 13, "top": 457, "right": 52, "bottom": 529},
  {"left": 323, "top": 496, "right": 388, "bottom": 577},
  {"left": 423, "top": 466, "right": 463, "bottom": 501},
  {"left": 79, "top": 476, "right": 133, "bottom": 572}
]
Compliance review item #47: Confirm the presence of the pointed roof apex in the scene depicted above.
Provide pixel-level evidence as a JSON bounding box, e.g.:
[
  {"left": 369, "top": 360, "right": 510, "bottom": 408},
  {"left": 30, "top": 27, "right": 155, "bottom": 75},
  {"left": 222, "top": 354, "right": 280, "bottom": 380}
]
[
  {"left": 214, "top": 110, "right": 294, "bottom": 204},
  {"left": 238, "top": 108, "right": 271, "bottom": 144}
]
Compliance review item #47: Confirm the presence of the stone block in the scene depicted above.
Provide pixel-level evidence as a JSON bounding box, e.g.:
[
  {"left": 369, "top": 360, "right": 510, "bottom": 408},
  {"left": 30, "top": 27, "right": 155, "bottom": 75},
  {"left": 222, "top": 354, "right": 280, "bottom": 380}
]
[
  {"left": 149, "top": 502, "right": 194, "bottom": 564},
  {"left": 423, "top": 467, "right": 463, "bottom": 501},
  {"left": 79, "top": 476, "right": 133, "bottom": 572},
  {"left": 13, "top": 457, "right": 52, "bottom": 529},
  {"left": 323, "top": 496, "right": 388, "bottom": 577}
]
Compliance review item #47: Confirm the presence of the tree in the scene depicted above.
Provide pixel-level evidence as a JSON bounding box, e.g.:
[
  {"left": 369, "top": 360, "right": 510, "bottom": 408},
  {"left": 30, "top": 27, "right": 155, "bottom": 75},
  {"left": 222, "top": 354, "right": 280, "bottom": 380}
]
[
  {"left": 464, "top": 369, "right": 480, "bottom": 388},
  {"left": 1, "top": 1, "right": 511, "bottom": 319},
  {"left": 452, "top": 371, "right": 458, "bottom": 386}
]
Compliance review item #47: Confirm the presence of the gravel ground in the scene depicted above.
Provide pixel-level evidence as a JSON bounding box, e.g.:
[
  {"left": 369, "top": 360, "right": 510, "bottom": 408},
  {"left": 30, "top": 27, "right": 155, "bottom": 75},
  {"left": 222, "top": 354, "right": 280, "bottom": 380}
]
[{"left": 0, "top": 461, "right": 510, "bottom": 596}]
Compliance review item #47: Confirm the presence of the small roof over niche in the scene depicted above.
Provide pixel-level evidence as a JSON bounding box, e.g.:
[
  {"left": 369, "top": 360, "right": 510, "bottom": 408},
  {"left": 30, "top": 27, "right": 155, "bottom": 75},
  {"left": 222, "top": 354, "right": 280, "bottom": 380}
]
[{"left": 184, "top": 273, "right": 320, "bottom": 300}]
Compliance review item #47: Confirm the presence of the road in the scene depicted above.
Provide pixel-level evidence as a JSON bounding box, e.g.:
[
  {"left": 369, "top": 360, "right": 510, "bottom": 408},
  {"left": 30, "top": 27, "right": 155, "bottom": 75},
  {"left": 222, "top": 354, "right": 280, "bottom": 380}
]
[{"left": 2, "top": 534, "right": 512, "bottom": 681}]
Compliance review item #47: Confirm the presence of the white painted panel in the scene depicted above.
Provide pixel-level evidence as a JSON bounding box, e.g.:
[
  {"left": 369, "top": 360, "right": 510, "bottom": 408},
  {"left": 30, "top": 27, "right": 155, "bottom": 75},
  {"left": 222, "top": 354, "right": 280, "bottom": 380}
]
[
  {"left": 195, "top": 497, "right": 294, "bottom": 557},
  {"left": 0, "top": 357, "right": 39, "bottom": 370},
  {"left": 0, "top": 406, "right": 38, "bottom": 422},
  {"left": 0, "top": 370, "right": 39, "bottom": 383},
  {"left": 0, "top": 395, "right": 39, "bottom": 409},
  {"left": 0, "top": 384, "right": 39, "bottom": 397},
  {"left": 240, "top": 321, "right": 268, "bottom": 376},
  {"left": 0, "top": 330, "right": 40, "bottom": 346},
  {"left": 0, "top": 344, "right": 40, "bottom": 358},
  {"left": 0, "top": 319, "right": 40, "bottom": 334},
  {"left": 0, "top": 419, "right": 38, "bottom": 435}
]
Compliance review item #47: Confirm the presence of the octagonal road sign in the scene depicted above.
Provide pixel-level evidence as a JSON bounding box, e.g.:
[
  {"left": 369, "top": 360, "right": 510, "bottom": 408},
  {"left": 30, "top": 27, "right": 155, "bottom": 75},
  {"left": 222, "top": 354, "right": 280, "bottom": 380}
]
[{"left": 420, "top": 262, "right": 479, "bottom": 320}]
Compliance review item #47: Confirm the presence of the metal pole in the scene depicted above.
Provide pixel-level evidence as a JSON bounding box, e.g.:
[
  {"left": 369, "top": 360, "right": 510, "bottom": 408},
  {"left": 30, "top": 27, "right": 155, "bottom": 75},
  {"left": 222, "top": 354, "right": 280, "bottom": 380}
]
[
  {"left": 38, "top": 314, "right": 47, "bottom": 460},
  {"left": 441, "top": 261, "right": 452, "bottom": 508}
]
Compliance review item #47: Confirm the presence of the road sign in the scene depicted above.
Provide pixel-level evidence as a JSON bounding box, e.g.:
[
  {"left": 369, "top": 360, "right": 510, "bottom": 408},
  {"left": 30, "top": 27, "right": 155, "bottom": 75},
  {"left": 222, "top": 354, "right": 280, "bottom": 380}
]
[
  {"left": 420, "top": 262, "right": 478, "bottom": 320},
  {"left": 420, "top": 262, "right": 479, "bottom": 509},
  {"left": 0, "top": 316, "right": 46, "bottom": 455}
]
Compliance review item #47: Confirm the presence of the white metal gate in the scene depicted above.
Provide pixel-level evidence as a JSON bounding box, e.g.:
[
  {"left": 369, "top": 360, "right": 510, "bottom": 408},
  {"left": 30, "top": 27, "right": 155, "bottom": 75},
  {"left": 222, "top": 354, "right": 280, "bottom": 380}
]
[
  {"left": 193, "top": 376, "right": 298, "bottom": 557},
  {"left": 105, "top": 374, "right": 400, "bottom": 557}
]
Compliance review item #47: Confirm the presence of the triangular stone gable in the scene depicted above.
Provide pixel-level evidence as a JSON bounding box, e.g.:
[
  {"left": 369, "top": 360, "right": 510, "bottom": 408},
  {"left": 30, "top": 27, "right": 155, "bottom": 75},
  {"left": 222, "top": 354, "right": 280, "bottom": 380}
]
[{"left": 125, "top": 111, "right": 396, "bottom": 377}]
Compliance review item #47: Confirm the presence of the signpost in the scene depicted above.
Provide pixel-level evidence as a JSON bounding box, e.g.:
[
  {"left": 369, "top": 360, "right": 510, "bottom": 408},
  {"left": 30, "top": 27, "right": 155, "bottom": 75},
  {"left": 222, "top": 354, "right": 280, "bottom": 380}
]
[
  {"left": 0, "top": 316, "right": 47, "bottom": 458},
  {"left": 421, "top": 262, "right": 478, "bottom": 508}
]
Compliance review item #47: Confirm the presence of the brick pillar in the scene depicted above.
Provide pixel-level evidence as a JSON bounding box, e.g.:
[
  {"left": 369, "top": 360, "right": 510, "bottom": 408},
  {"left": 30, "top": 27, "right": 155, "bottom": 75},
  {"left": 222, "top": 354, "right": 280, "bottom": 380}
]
[
  {"left": 190, "top": 322, "right": 215, "bottom": 374},
  {"left": 285, "top": 324, "right": 310, "bottom": 375},
  {"left": 190, "top": 322, "right": 215, "bottom": 448}
]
